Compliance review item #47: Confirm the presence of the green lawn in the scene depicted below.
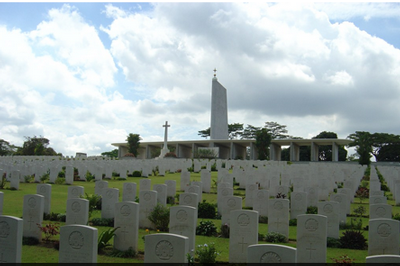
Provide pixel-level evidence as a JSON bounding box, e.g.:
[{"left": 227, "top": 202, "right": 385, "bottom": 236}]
[{"left": 0, "top": 170, "right": 389, "bottom": 263}]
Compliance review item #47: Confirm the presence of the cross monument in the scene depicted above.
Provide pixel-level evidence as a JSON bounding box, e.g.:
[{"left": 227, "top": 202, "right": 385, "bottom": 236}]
[{"left": 159, "top": 122, "right": 171, "bottom": 159}]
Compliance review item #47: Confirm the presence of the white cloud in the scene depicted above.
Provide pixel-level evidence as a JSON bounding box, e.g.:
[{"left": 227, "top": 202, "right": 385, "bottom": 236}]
[{"left": 2, "top": 2, "right": 400, "bottom": 157}]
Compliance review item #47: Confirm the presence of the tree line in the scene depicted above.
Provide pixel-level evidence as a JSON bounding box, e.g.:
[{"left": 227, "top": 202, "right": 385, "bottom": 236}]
[
  {"left": 0, "top": 136, "right": 60, "bottom": 156},
  {"left": 198, "top": 122, "right": 400, "bottom": 165}
]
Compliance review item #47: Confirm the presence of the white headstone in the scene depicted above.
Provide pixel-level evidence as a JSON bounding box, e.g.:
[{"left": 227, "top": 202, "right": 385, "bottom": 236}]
[
  {"left": 368, "top": 218, "right": 400, "bottom": 256},
  {"left": 370, "top": 204, "right": 392, "bottom": 219},
  {"left": 67, "top": 186, "right": 84, "bottom": 200},
  {"left": 23, "top": 194, "right": 44, "bottom": 241},
  {"left": 169, "top": 206, "right": 197, "bottom": 255},
  {"left": 94, "top": 180, "right": 108, "bottom": 196},
  {"left": 114, "top": 201, "right": 139, "bottom": 252},
  {"left": 144, "top": 233, "right": 189, "bottom": 263},
  {"left": 0, "top": 215, "right": 23, "bottom": 263},
  {"left": 229, "top": 210, "right": 258, "bottom": 263},
  {"left": 153, "top": 184, "right": 167, "bottom": 206},
  {"left": 180, "top": 170, "right": 191, "bottom": 191},
  {"left": 253, "top": 189, "right": 269, "bottom": 217},
  {"left": 122, "top": 182, "right": 137, "bottom": 202},
  {"left": 165, "top": 180, "right": 176, "bottom": 198},
  {"left": 200, "top": 169, "right": 211, "bottom": 193},
  {"left": 247, "top": 244, "right": 297, "bottom": 263},
  {"left": 140, "top": 179, "right": 151, "bottom": 191},
  {"left": 139, "top": 190, "right": 157, "bottom": 229},
  {"left": 290, "top": 192, "right": 307, "bottom": 220},
  {"left": 66, "top": 198, "right": 89, "bottom": 225},
  {"left": 59, "top": 225, "right": 98, "bottom": 263},
  {"left": 296, "top": 214, "right": 327, "bottom": 263},
  {"left": 268, "top": 199, "right": 290, "bottom": 238},
  {"left": 318, "top": 201, "right": 340, "bottom": 239},
  {"left": 101, "top": 188, "right": 119, "bottom": 219},
  {"left": 179, "top": 193, "right": 198, "bottom": 209},
  {"left": 36, "top": 184, "right": 51, "bottom": 215},
  {"left": 366, "top": 254, "right": 400, "bottom": 263}
]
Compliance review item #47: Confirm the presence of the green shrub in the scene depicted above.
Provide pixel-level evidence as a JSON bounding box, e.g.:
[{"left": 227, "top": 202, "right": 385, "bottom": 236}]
[
  {"left": 259, "top": 216, "right": 268, "bottom": 224},
  {"left": 339, "top": 230, "right": 367, "bottom": 250},
  {"left": 339, "top": 218, "right": 363, "bottom": 230},
  {"left": 265, "top": 232, "right": 288, "bottom": 243},
  {"left": 196, "top": 243, "right": 219, "bottom": 264},
  {"left": 86, "top": 171, "right": 95, "bottom": 182},
  {"left": 132, "top": 171, "right": 141, "bottom": 177},
  {"left": 258, "top": 232, "right": 265, "bottom": 241},
  {"left": 148, "top": 203, "right": 170, "bottom": 232},
  {"left": 353, "top": 205, "right": 366, "bottom": 217},
  {"left": 198, "top": 200, "right": 216, "bottom": 219},
  {"left": 98, "top": 227, "right": 119, "bottom": 253},
  {"left": 23, "top": 236, "right": 39, "bottom": 245},
  {"left": 306, "top": 206, "right": 318, "bottom": 214},
  {"left": 55, "top": 177, "right": 65, "bottom": 185},
  {"left": 381, "top": 184, "right": 389, "bottom": 192},
  {"left": 219, "top": 224, "right": 230, "bottom": 238},
  {"left": 167, "top": 196, "right": 175, "bottom": 205},
  {"left": 289, "top": 219, "right": 297, "bottom": 226},
  {"left": 91, "top": 218, "right": 114, "bottom": 227},
  {"left": 56, "top": 213, "right": 66, "bottom": 222},
  {"left": 109, "top": 247, "right": 137, "bottom": 258},
  {"left": 393, "top": 213, "right": 400, "bottom": 221},
  {"left": 327, "top": 237, "right": 341, "bottom": 248},
  {"left": 83, "top": 193, "right": 102, "bottom": 216},
  {"left": 196, "top": 220, "right": 218, "bottom": 237}
]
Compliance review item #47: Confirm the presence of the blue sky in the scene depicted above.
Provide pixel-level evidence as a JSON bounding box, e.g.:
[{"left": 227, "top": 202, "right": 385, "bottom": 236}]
[{"left": 1, "top": 2, "right": 400, "bottom": 156}]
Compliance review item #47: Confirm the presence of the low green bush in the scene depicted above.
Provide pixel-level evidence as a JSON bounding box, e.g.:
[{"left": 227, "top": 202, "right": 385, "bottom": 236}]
[
  {"left": 327, "top": 237, "right": 341, "bottom": 248},
  {"left": 198, "top": 200, "right": 217, "bottom": 219},
  {"left": 196, "top": 220, "right": 218, "bottom": 237},
  {"left": 306, "top": 206, "right": 318, "bottom": 214},
  {"left": 265, "top": 232, "right": 287, "bottom": 243},
  {"left": 339, "top": 230, "right": 367, "bottom": 250},
  {"left": 148, "top": 203, "right": 170, "bottom": 232},
  {"left": 91, "top": 218, "right": 114, "bottom": 227}
]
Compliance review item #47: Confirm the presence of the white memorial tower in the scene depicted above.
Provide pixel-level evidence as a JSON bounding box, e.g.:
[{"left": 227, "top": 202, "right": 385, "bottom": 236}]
[{"left": 210, "top": 69, "right": 229, "bottom": 140}]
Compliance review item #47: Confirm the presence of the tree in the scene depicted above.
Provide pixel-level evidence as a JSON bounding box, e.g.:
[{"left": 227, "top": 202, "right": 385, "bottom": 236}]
[
  {"left": 101, "top": 149, "right": 119, "bottom": 158},
  {"left": 126, "top": 133, "right": 141, "bottom": 157},
  {"left": 16, "top": 136, "right": 58, "bottom": 156},
  {"left": 198, "top": 128, "right": 211, "bottom": 139},
  {"left": 376, "top": 143, "right": 400, "bottom": 162},
  {"left": 312, "top": 131, "right": 347, "bottom": 161},
  {"left": 370, "top": 133, "right": 400, "bottom": 162},
  {"left": 228, "top": 123, "right": 244, "bottom": 139},
  {"left": 241, "top": 125, "right": 262, "bottom": 139},
  {"left": 255, "top": 128, "right": 272, "bottom": 160},
  {"left": 264, "top": 121, "right": 290, "bottom": 139},
  {"left": 0, "top": 139, "right": 17, "bottom": 156},
  {"left": 347, "top": 131, "right": 373, "bottom": 166}
]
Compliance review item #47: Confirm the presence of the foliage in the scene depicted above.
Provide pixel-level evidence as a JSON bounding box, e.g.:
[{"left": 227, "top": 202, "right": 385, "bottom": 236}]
[
  {"left": 198, "top": 123, "right": 244, "bottom": 140},
  {"left": 276, "top": 192, "right": 286, "bottom": 199},
  {"left": 40, "top": 172, "right": 49, "bottom": 183},
  {"left": 392, "top": 213, "right": 400, "bottom": 221},
  {"left": 219, "top": 224, "right": 230, "bottom": 238},
  {"left": 15, "top": 136, "right": 59, "bottom": 156},
  {"left": 376, "top": 143, "right": 400, "bottom": 162},
  {"left": 306, "top": 206, "right": 318, "bottom": 214},
  {"left": 0, "top": 173, "right": 7, "bottom": 189},
  {"left": 327, "top": 237, "right": 341, "bottom": 248},
  {"left": 23, "top": 236, "right": 40, "bottom": 245},
  {"left": 85, "top": 171, "right": 95, "bottom": 182},
  {"left": 37, "top": 222, "right": 60, "bottom": 242},
  {"left": 0, "top": 138, "right": 17, "bottom": 155},
  {"left": 109, "top": 247, "right": 137, "bottom": 258},
  {"left": 339, "top": 230, "right": 367, "bottom": 250},
  {"left": 259, "top": 216, "right": 268, "bottom": 224},
  {"left": 194, "top": 148, "right": 218, "bottom": 159},
  {"left": 54, "top": 177, "right": 65, "bottom": 185},
  {"left": 164, "top": 152, "right": 177, "bottom": 158},
  {"left": 347, "top": 131, "right": 373, "bottom": 165},
  {"left": 91, "top": 218, "right": 114, "bottom": 227},
  {"left": 196, "top": 220, "right": 218, "bottom": 237},
  {"left": 198, "top": 200, "right": 217, "bottom": 219},
  {"left": 126, "top": 133, "right": 141, "bottom": 157},
  {"left": 353, "top": 205, "right": 366, "bottom": 217},
  {"left": 265, "top": 232, "right": 288, "bottom": 243},
  {"left": 101, "top": 149, "right": 119, "bottom": 158},
  {"left": 131, "top": 171, "right": 142, "bottom": 177},
  {"left": 289, "top": 219, "right": 297, "bottom": 226},
  {"left": 330, "top": 254, "right": 356, "bottom": 265},
  {"left": 340, "top": 218, "right": 363, "bottom": 230},
  {"left": 43, "top": 212, "right": 66, "bottom": 222},
  {"left": 255, "top": 128, "right": 272, "bottom": 160},
  {"left": 148, "top": 203, "right": 170, "bottom": 232},
  {"left": 83, "top": 193, "right": 102, "bottom": 217},
  {"left": 355, "top": 187, "right": 369, "bottom": 204},
  {"left": 312, "top": 131, "right": 347, "bottom": 161},
  {"left": 98, "top": 227, "right": 119, "bottom": 253},
  {"left": 264, "top": 121, "right": 290, "bottom": 139},
  {"left": 195, "top": 243, "right": 219, "bottom": 264},
  {"left": 123, "top": 153, "right": 135, "bottom": 158},
  {"left": 241, "top": 124, "right": 262, "bottom": 139}
]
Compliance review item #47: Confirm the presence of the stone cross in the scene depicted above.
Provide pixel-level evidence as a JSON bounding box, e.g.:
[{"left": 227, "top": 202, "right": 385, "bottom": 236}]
[{"left": 162, "top": 121, "right": 170, "bottom": 150}]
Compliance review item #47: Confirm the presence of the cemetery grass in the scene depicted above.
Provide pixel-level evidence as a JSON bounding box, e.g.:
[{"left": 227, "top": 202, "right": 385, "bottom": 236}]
[{"left": 2, "top": 172, "right": 397, "bottom": 263}]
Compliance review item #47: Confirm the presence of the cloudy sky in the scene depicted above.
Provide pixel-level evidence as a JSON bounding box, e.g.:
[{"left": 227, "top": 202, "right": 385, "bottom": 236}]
[{"left": 1, "top": 2, "right": 400, "bottom": 157}]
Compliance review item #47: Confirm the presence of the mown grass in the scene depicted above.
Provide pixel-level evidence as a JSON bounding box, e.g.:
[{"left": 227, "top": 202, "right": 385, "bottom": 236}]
[{"left": 0, "top": 170, "right": 391, "bottom": 263}]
